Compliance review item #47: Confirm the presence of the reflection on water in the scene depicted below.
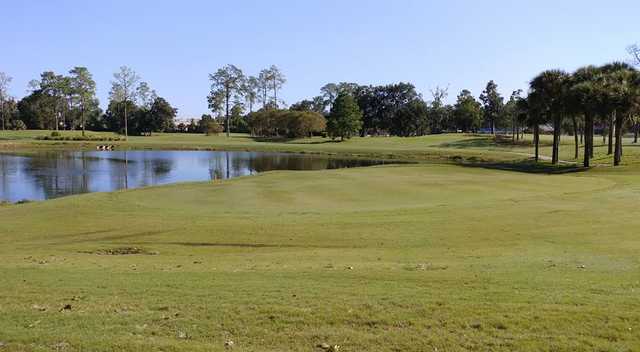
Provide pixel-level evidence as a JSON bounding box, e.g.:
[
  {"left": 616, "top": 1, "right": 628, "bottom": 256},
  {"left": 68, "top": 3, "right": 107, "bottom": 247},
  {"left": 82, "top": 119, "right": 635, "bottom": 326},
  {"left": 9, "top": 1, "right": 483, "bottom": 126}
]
[{"left": 0, "top": 151, "right": 389, "bottom": 202}]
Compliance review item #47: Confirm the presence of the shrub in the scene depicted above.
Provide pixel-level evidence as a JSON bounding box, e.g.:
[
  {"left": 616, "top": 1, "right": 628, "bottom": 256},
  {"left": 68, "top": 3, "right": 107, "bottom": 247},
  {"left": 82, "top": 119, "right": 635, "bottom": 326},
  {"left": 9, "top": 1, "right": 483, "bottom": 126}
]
[
  {"left": 204, "top": 120, "right": 224, "bottom": 136},
  {"left": 12, "top": 120, "right": 27, "bottom": 130},
  {"left": 249, "top": 109, "right": 326, "bottom": 138},
  {"left": 51, "top": 131, "right": 61, "bottom": 137},
  {"left": 286, "top": 111, "right": 326, "bottom": 137}
]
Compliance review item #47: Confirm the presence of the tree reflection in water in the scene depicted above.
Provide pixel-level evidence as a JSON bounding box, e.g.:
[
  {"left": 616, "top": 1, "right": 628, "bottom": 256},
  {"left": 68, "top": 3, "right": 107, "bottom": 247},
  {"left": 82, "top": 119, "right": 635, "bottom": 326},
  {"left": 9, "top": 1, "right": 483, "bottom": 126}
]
[{"left": 0, "top": 151, "right": 390, "bottom": 202}]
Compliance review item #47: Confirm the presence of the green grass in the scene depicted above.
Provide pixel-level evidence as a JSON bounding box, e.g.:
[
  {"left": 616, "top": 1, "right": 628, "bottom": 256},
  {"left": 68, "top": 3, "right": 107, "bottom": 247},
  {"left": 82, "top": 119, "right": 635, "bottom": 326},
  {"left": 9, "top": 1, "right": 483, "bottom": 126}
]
[
  {"left": 2, "top": 130, "right": 640, "bottom": 351},
  {"left": 2, "top": 163, "right": 640, "bottom": 351},
  {"left": 1, "top": 130, "right": 518, "bottom": 162}
]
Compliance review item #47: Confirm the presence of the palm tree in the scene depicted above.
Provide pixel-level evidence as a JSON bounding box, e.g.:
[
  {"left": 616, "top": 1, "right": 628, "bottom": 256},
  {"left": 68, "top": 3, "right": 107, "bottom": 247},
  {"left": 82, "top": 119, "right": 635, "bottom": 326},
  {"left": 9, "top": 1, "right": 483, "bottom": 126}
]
[
  {"left": 530, "top": 70, "right": 569, "bottom": 165},
  {"left": 599, "top": 63, "right": 627, "bottom": 155},
  {"left": 570, "top": 115, "right": 580, "bottom": 160},
  {"left": 523, "top": 91, "right": 547, "bottom": 162},
  {"left": 569, "top": 66, "right": 601, "bottom": 167},
  {"left": 598, "top": 63, "right": 638, "bottom": 166},
  {"left": 563, "top": 82, "right": 583, "bottom": 160},
  {"left": 631, "top": 99, "right": 640, "bottom": 143}
]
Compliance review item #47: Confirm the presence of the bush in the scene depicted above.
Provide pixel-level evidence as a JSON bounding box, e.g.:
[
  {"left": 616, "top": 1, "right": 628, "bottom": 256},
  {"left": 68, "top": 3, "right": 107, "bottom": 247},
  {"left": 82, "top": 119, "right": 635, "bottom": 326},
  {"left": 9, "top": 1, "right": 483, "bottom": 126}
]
[
  {"left": 249, "top": 109, "right": 326, "bottom": 138},
  {"left": 204, "top": 120, "right": 224, "bottom": 136},
  {"left": 12, "top": 120, "right": 27, "bottom": 130},
  {"left": 51, "top": 131, "right": 61, "bottom": 137},
  {"left": 286, "top": 111, "right": 326, "bottom": 137}
]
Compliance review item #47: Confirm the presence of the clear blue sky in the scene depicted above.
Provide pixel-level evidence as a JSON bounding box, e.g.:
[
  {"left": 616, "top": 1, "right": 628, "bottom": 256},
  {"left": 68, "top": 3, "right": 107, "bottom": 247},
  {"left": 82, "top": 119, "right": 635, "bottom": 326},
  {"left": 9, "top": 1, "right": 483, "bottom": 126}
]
[{"left": 1, "top": 0, "right": 638, "bottom": 118}]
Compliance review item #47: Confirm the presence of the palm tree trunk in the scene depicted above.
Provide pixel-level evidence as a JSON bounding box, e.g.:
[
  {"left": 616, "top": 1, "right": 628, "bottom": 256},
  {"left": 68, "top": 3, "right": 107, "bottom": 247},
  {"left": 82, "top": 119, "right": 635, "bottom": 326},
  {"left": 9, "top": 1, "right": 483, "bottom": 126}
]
[
  {"left": 608, "top": 112, "right": 614, "bottom": 155},
  {"left": 589, "top": 117, "right": 595, "bottom": 159},
  {"left": 614, "top": 112, "right": 623, "bottom": 166},
  {"left": 572, "top": 116, "right": 579, "bottom": 160},
  {"left": 519, "top": 126, "right": 523, "bottom": 140},
  {"left": 583, "top": 114, "right": 591, "bottom": 167},
  {"left": 552, "top": 116, "right": 560, "bottom": 165},
  {"left": 534, "top": 124, "right": 539, "bottom": 162},
  {"left": 580, "top": 128, "right": 583, "bottom": 145}
]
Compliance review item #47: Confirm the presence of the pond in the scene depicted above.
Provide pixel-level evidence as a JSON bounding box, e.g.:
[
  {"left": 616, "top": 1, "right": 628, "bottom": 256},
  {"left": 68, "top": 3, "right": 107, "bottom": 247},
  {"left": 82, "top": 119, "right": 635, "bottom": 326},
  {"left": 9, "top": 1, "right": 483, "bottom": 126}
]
[{"left": 0, "top": 150, "right": 390, "bottom": 202}]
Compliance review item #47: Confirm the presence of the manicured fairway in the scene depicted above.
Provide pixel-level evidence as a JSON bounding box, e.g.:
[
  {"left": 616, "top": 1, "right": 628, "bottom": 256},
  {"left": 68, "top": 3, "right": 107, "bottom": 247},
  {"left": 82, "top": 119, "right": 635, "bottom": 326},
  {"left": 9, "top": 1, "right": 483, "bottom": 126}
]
[{"left": 1, "top": 161, "right": 640, "bottom": 351}]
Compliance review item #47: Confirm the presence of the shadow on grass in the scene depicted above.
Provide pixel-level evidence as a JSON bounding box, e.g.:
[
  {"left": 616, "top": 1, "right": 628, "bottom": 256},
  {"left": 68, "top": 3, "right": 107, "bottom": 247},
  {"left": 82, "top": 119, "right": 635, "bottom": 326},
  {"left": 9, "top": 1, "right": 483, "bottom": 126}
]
[
  {"left": 439, "top": 135, "right": 551, "bottom": 149},
  {"left": 459, "top": 159, "right": 588, "bottom": 175},
  {"left": 438, "top": 137, "right": 495, "bottom": 149},
  {"left": 250, "top": 136, "right": 341, "bottom": 145},
  {"left": 133, "top": 241, "right": 351, "bottom": 249}
]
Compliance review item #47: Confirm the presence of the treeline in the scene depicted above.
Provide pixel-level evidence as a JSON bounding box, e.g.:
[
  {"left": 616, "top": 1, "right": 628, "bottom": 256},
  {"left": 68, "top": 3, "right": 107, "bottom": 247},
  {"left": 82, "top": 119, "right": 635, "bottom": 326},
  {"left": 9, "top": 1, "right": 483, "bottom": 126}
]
[
  {"left": 201, "top": 64, "right": 523, "bottom": 138},
  {"left": 289, "top": 81, "right": 520, "bottom": 137},
  {"left": 0, "top": 63, "right": 552, "bottom": 142},
  {"left": 0, "top": 66, "right": 177, "bottom": 138},
  {"left": 208, "top": 44, "right": 639, "bottom": 145},
  {"left": 1, "top": 68, "right": 101, "bottom": 133},
  {"left": 2, "top": 46, "right": 639, "bottom": 168},
  {"left": 522, "top": 62, "right": 640, "bottom": 167}
]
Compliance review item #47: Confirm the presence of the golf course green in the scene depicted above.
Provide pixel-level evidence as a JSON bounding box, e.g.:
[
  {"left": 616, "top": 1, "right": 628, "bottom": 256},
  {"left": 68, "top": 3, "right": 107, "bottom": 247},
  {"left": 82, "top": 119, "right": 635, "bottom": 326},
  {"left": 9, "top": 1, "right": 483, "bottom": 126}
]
[{"left": 1, "top": 131, "right": 639, "bottom": 351}]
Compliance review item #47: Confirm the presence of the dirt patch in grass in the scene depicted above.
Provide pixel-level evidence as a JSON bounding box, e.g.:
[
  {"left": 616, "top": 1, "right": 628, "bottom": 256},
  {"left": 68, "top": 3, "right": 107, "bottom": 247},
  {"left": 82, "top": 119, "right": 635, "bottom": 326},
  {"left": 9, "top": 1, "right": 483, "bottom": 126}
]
[{"left": 403, "top": 263, "right": 449, "bottom": 271}]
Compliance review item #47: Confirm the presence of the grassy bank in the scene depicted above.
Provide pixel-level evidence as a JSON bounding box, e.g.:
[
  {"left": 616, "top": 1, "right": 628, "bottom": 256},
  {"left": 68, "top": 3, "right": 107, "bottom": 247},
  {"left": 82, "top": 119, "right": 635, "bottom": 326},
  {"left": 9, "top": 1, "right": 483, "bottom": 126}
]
[
  {"left": 3, "top": 130, "right": 640, "bottom": 166},
  {"left": 1, "top": 163, "right": 640, "bottom": 351},
  {"left": 0, "top": 130, "right": 523, "bottom": 163}
]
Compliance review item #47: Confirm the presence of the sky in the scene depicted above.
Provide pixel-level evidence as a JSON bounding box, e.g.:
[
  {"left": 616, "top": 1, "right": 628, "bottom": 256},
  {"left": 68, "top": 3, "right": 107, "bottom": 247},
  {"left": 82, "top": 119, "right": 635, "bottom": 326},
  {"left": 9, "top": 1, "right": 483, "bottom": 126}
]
[{"left": 1, "top": 0, "right": 638, "bottom": 119}]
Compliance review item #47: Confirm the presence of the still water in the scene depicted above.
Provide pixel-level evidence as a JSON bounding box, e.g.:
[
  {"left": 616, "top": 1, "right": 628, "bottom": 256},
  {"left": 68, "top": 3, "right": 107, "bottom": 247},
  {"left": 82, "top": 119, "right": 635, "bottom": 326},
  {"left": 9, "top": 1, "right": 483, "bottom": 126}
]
[{"left": 0, "top": 150, "right": 389, "bottom": 202}]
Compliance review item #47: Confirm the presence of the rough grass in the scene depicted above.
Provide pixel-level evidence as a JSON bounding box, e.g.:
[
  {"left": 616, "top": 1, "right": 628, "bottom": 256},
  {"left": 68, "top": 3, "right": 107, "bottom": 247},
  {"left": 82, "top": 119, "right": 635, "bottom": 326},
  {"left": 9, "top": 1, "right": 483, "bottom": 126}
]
[{"left": 1, "top": 163, "right": 640, "bottom": 351}]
